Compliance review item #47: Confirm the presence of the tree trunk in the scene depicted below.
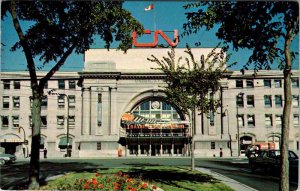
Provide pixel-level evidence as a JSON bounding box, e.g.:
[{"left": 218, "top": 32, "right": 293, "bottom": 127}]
[
  {"left": 28, "top": 89, "right": 42, "bottom": 189},
  {"left": 279, "top": 29, "right": 293, "bottom": 191}
]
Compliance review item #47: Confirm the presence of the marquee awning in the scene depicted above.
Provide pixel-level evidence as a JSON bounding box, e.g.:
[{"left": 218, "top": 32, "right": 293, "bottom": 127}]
[{"left": 0, "top": 134, "right": 23, "bottom": 143}]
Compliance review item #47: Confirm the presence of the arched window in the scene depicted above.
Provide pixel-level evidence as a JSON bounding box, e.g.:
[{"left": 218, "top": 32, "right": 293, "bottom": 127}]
[
  {"left": 40, "top": 137, "right": 45, "bottom": 149},
  {"left": 58, "top": 137, "right": 72, "bottom": 149},
  {"left": 132, "top": 99, "right": 183, "bottom": 121},
  {"left": 268, "top": 135, "right": 281, "bottom": 149}
]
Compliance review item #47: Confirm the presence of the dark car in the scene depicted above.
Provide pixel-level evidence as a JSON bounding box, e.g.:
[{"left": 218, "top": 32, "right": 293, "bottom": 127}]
[
  {"left": 249, "top": 150, "right": 298, "bottom": 176},
  {"left": 0, "top": 153, "right": 16, "bottom": 165}
]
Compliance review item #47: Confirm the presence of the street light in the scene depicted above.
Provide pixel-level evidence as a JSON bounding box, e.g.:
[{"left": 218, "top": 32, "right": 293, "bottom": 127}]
[
  {"left": 18, "top": 126, "right": 26, "bottom": 143},
  {"left": 48, "top": 90, "right": 71, "bottom": 157},
  {"left": 236, "top": 92, "right": 244, "bottom": 157},
  {"left": 223, "top": 109, "right": 232, "bottom": 157}
]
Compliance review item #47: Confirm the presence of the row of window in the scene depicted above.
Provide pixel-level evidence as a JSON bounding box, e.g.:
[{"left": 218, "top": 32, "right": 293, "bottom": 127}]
[
  {"left": 2, "top": 80, "right": 77, "bottom": 90},
  {"left": 236, "top": 94, "right": 299, "bottom": 108},
  {"left": 236, "top": 114, "right": 299, "bottom": 127},
  {"left": 1, "top": 115, "right": 76, "bottom": 128},
  {"left": 235, "top": 78, "right": 299, "bottom": 88},
  {"left": 2, "top": 95, "right": 76, "bottom": 109}
]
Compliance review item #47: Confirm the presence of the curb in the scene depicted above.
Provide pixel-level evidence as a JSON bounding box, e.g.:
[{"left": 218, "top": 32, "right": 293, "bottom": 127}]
[{"left": 196, "top": 167, "right": 258, "bottom": 191}]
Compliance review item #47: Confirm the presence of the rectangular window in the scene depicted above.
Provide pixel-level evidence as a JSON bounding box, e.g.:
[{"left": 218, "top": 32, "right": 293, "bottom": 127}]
[
  {"left": 13, "top": 80, "right": 20, "bottom": 89},
  {"left": 69, "top": 116, "right": 75, "bottom": 127},
  {"left": 58, "top": 95, "right": 65, "bottom": 108},
  {"left": 238, "top": 114, "right": 244, "bottom": 127},
  {"left": 98, "top": 94, "right": 102, "bottom": 127},
  {"left": 58, "top": 80, "right": 65, "bottom": 89},
  {"left": 275, "top": 115, "right": 282, "bottom": 127},
  {"left": 162, "top": 102, "right": 171, "bottom": 110},
  {"left": 29, "top": 116, "right": 32, "bottom": 127},
  {"left": 264, "top": 95, "right": 272, "bottom": 107},
  {"left": 247, "top": 95, "right": 255, "bottom": 107},
  {"left": 236, "top": 80, "right": 243, "bottom": 88},
  {"left": 12, "top": 116, "right": 19, "bottom": 127},
  {"left": 69, "top": 95, "right": 75, "bottom": 108},
  {"left": 2, "top": 116, "right": 9, "bottom": 127},
  {"left": 294, "top": 114, "right": 299, "bottom": 127},
  {"left": 57, "top": 116, "right": 64, "bottom": 126},
  {"left": 211, "top": 142, "right": 216, "bottom": 149},
  {"left": 41, "top": 96, "right": 47, "bottom": 110},
  {"left": 97, "top": 142, "right": 101, "bottom": 150},
  {"left": 236, "top": 95, "right": 244, "bottom": 107},
  {"left": 247, "top": 115, "right": 255, "bottom": 127},
  {"left": 3, "top": 80, "right": 10, "bottom": 89},
  {"left": 292, "top": 78, "right": 299, "bottom": 88},
  {"left": 265, "top": 114, "right": 273, "bottom": 127},
  {"left": 41, "top": 116, "right": 47, "bottom": 127},
  {"left": 292, "top": 95, "right": 299, "bottom": 108},
  {"left": 140, "top": 101, "right": 150, "bottom": 110},
  {"left": 3, "top": 96, "right": 9, "bottom": 109},
  {"left": 274, "top": 79, "right": 282, "bottom": 88},
  {"left": 246, "top": 79, "right": 254, "bottom": 88},
  {"left": 13, "top": 96, "right": 20, "bottom": 109},
  {"left": 264, "top": 79, "right": 271, "bottom": 88},
  {"left": 69, "top": 80, "right": 76, "bottom": 89},
  {"left": 275, "top": 95, "right": 282, "bottom": 107}
]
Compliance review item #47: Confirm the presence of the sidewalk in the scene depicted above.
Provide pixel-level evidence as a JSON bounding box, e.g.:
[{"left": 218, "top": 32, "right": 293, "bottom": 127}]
[{"left": 196, "top": 167, "right": 258, "bottom": 191}]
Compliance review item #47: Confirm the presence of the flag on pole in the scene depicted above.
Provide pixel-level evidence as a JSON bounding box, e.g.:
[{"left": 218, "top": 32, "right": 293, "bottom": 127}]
[{"left": 144, "top": 4, "right": 154, "bottom": 11}]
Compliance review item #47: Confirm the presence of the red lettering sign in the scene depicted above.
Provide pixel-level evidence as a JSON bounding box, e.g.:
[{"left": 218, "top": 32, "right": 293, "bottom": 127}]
[{"left": 132, "top": 29, "right": 178, "bottom": 47}]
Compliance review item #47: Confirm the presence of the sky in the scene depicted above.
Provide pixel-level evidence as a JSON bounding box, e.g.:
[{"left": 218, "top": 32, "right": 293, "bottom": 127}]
[{"left": 1, "top": 1, "right": 299, "bottom": 72}]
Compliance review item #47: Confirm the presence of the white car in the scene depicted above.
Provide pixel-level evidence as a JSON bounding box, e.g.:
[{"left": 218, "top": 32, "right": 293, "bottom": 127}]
[{"left": 0, "top": 154, "right": 16, "bottom": 165}]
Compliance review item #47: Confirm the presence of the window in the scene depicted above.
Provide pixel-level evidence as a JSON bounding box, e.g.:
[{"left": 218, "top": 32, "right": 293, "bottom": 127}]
[
  {"left": 140, "top": 101, "right": 150, "bottom": 110},
  {"left": 247, "top": 95, "right": 255, "bottom": 107},
  {"left": 97, "top": 142, "right": 101, "bottom": 150},
  {"left": 58, "top": 80, "right": 65, "bottom": 89},
  {"left": 236, "top": 80, "right": 243, "bottom": 88},
  {"left": 275, "top": 115, "right": 282, "bottom": 127},
  {"left": 246, "top": 79, "right": 254, "bottom": 88},
  {"left": 13, "top": 80, "right": 20, "bottom": 89},
  {"left": 265, "top": 114, "right": 273, "bottom": 127},
  {"left": 41, "top": 96, "right": 47, "bottom": 110},
  {"left": 209, "top": 111, "right": 215, "bottom": 126},
  {"left": 98, "top": 94, "right": 102, "bottom": 127},
  {"left": 13, "top": 96, "right": 20, "bottom": 109},
  {"left": 69, "top": 95, "right": 75, "bottom": 108},
  {"left": 58, "top": 137, "right": 72, "bottom": 149},
  {"left": 58, "top": 95, "right": 65, "bottom": 108},
  {"left": 69, "top": 80, "right": 76, "bottom": 89},
  {"left": 238, "top": 114, "right": 244, "bottom": 127},
  {"left": 12, "top": 116, "right": 19, "bottom": 127},
  {"left": 211, "top": 142, "right": 216, "bottom": 149},
  {"left": 29, "top": 116, "right": 32, "bottom": 127},
  {"left": 57, "top": 116, "right": 64, "bottom": 126},
  {"left": 3, "top": 96, "right": 9, "bottom": 109},
  {"left": 41, "top": 116, "right": 47, "bottom": 127},
  {"left": 1, "top": 116, "right": 9, "bottom": 127},
  {"left": 264, "top": 95, "right": 272, "bottom": 107},
  {"left": 294, "top": 114, "right": 299, "bottom": 127},
  {"left": 69, "top": 116, "right": 75, "bottom": 127},
  {"left": 292, "top": 95, "right": 299, "bottom": 108},
  {"left": 264, "top": 79, "right": 271, "bottom": 88},
  {"left": 3, "top": 80, "right": 10, "bottom": 89},
  {"left": 275, "top": 95, "right": 282, "bottom": 107},
  {"left": 292, "top": 78, "right": 299, "bottom": 88},
  {"left": 236, "top": 95, "right": 244, "bottom": 107},
  {"left": 274, "top": 79, "right": 282, "bottom": 88},
  {"left": 247, "top": 115, "right": 255, "bottom": 127}
]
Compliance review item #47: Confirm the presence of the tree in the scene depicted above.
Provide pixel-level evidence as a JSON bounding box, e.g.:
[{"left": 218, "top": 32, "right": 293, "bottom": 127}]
[
  {"left": 1, "top": 0, "right": 143, "bottom": 189},
  {"left": 148, "top": 44, "right": 230, "bottom": 170},
  {"left": 183, "top": 2, "right": 298, "bottom": 190}
]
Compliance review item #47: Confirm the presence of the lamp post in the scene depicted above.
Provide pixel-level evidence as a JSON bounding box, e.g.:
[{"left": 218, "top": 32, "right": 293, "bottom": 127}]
[
  {"left": 18, "top": 126, "right": 26, "bottom": 143},
  {"left": 236, "top": 92, "right": 244, "bottom": 157},
  {"left": 48, "top": 90, "right": 70, "bottom": 157},
  {"left": 223, "top": 109, "right": 232, "bottom": 157}
]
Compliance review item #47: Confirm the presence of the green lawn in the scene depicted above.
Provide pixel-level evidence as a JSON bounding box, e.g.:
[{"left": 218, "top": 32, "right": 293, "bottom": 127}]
[{"left": 40, "top": 166, "right": 234, "bottom": 191}]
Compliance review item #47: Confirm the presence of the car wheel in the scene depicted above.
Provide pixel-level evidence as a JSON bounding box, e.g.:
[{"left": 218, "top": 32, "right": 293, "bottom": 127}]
[{"left": 0, "top": 159, "right": 5, "bottom": 165}]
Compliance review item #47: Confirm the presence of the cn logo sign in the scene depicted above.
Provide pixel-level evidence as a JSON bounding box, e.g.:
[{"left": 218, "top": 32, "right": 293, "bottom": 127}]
[{"left": 132, "top": 29, "right": 179, "bottom": 47}]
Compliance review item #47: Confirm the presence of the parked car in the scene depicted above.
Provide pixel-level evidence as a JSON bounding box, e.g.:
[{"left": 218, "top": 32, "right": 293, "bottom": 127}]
[
  {"left": 249, "top": 150, "right": 298, "bottom": 176},
  {"left": 0, "top": 153, "right": 16, "bottom": 165},
  {"left": 245, "top": 142, "right": 275, "bottom": 158}
]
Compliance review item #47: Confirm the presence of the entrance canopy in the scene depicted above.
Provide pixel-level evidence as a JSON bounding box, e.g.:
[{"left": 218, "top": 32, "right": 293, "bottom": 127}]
[{"left": 0, "top": 134, "right": 22, "bottom": 143}]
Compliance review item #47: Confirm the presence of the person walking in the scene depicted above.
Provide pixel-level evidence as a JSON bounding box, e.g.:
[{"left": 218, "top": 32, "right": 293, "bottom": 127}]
[
  {"left": 44, "top": 148, "right": 47, "bottom": 158},
  {"left": 22, "top": 144, "right": 26, "bottom": 158}
]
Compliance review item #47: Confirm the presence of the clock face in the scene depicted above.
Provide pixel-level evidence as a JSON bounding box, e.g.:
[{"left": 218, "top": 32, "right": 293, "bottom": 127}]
[{"left": 151, "top": 101, "right": 160, "bottom": 109}]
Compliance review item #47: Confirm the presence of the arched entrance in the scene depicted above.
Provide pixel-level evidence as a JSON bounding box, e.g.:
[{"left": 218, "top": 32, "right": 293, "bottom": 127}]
[
  {"left": 0, "top": 134, "right": 23, "bottom": 154},
  {"left": 240, "top": 135, "right": 253, "bottom": 155},
  {"left": 267, "top": 135, "right": 281, "bottom": 149},
  {"left": 119, "top": 98, "right": 190, "bottom": 157}
]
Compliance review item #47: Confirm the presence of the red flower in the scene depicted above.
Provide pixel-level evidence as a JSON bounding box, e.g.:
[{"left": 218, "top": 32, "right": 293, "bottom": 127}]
[
  {"left": 118, "top": 171, "right": 123, "bottom": 176},
  {"left": 95, "top": 172, "right": 100, "bottom": 177},
  {"left": 152, "top": 185, "right": 157, "bottom": 190},
  {"left": 91, "top": 178, "right": 98, "bottom": 185},
  {"left": 98, "top": 184, "right": 104, "bottom": 189},
  {"left": 84, "top": 184, "right": 89, "bottom": 189},
  {"left": 141, "top": 182, "right": 148, "bottom": 189},
  {"left": 131, "top": 188, "right": 137, "bottom": 191}
]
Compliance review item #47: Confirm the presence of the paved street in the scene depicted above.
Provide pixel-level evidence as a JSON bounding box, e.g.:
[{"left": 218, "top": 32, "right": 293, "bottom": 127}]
[{"left": 0, "top": 157, "right": 298, "bottom": 191}]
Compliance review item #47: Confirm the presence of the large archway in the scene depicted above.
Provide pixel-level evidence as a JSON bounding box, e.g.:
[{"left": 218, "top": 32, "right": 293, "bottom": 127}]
[{"left": 119, "top": 98, "right": 190, "bottom": 157}]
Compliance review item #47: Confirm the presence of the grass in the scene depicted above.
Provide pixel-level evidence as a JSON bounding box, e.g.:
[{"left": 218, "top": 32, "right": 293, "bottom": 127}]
[{"left": 40, "top": 166, "right": 235, "bottom": 191}]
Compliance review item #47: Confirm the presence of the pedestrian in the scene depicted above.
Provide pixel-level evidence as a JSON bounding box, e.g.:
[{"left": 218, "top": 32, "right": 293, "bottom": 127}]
[
  {"left": 220, "top": 148, "right": 223, "bottom": 157},
  {"left": 22, "top": 144, "right": 26, "bottom": 158},
  {"left": 44, "top": 148, "right": 47, "bottom": 158}
]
